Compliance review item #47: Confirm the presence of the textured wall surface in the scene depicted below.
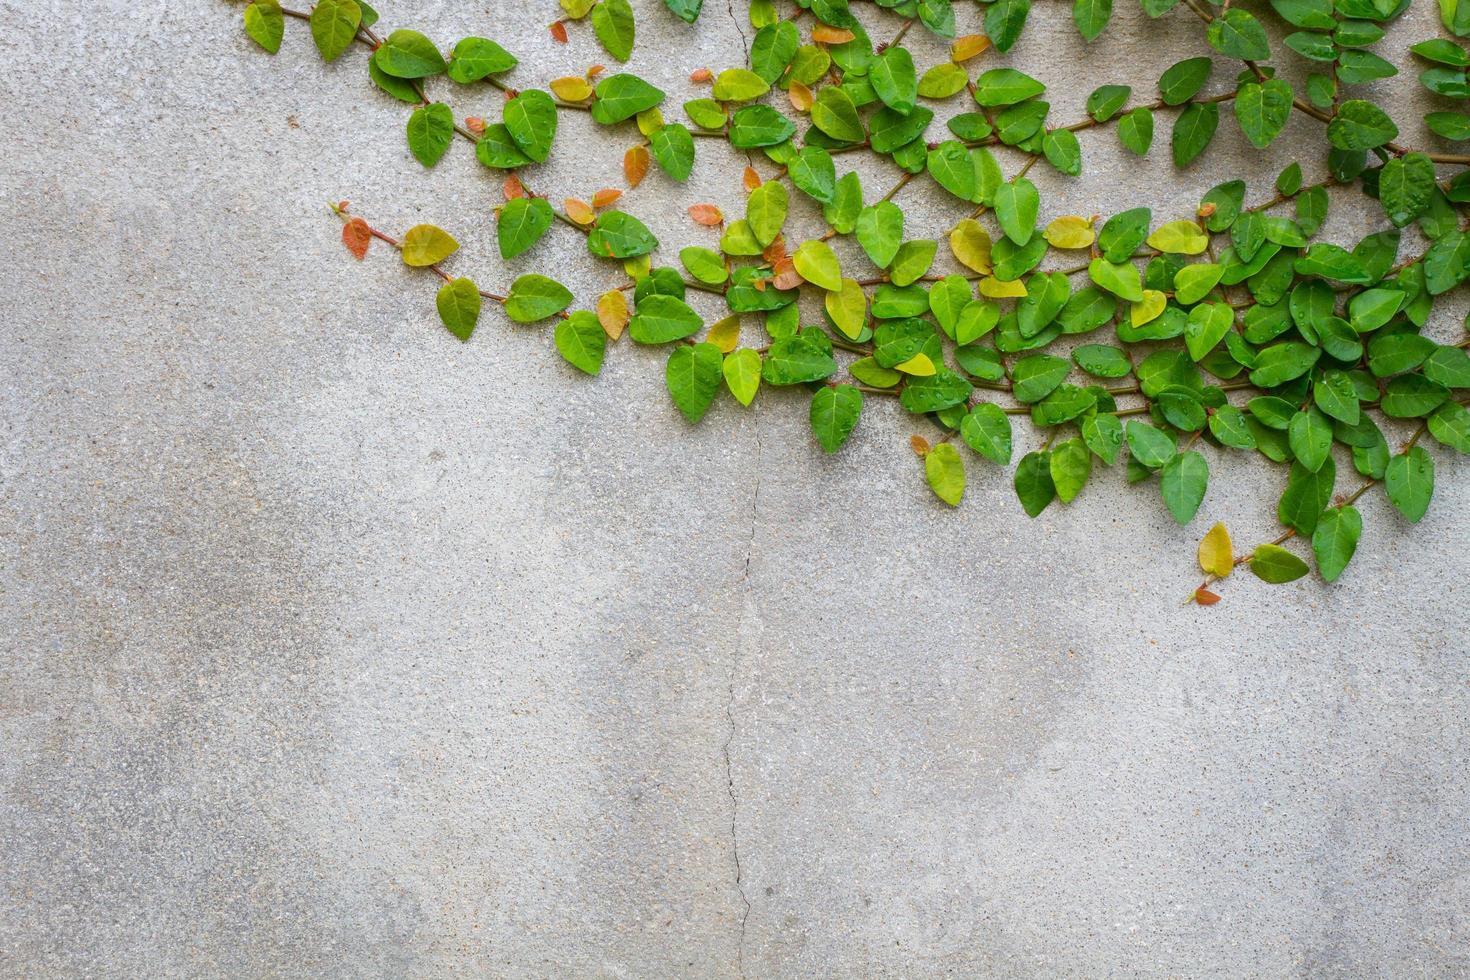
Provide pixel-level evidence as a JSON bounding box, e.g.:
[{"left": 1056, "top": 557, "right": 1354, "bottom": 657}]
[{"left": 3, "top": 0, "right": 1469, "bottom": 976}]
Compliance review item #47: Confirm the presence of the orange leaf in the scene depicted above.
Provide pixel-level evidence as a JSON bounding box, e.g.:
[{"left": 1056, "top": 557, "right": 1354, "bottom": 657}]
[
  {"left": 585, "top": 64, "right": 606, "bottom": 79},
  {"left": 565, "top": 197, "right": 595, "bottom": 225},
  {"left": 687, "top": 203, "right": 724, "bottom": 226},
  {"left": 788, "top": 80, "right": 814, "bottom": 112},
  {"left": 771, "top": 261, "right": 802, "bottom": 291},
  {"left": 342, "top": 217, "right": 371, "bottom": 260},
  {"left": 549, "top": 20, "right": 568, "bottom": 43},
  {"left": 689, "top": 67, "right": 712, "bottom": 83},
  {"left": 742, "top": 167, "right": 761, "bottom": 193},
  {"left": 811, "top": 25, "right": 855, "bottom": 43},
  {"left": 1194, "top": 587, "right": 1222, "bottom": 606},
  {"left": 503, "top": 174, "right": 526, "bottom": 200},
  {"left": 592, "top": 188, "right": 622, "bottom": 208},
  {"left": 762, "top": 238, "right": 788, "bottom": 264},
  {"left": 950, "top": 33, "right": 992, "bottom": 62},
  {"left": 596, "top": 289, "right": 630, "bottom": 340},
  {"left": 624, "top": 144, "right": 650, "bottom": 188},
  {"left": 910, "top": 435, "right": 931, "bottom": 456},
  {"left": 465, "top": 116, "right": 486, "bottom": 135}
]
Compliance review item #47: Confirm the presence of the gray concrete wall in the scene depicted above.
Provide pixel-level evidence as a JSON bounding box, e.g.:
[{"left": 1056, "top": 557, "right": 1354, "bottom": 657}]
[{"left": 2, "top": 0, "right": 1467, "bottom": 976}]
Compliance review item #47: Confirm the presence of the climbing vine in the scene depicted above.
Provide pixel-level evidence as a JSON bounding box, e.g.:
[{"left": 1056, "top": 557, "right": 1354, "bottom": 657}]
[{"left": 239, "top": 0, "right": 1470, "bottom": 601}]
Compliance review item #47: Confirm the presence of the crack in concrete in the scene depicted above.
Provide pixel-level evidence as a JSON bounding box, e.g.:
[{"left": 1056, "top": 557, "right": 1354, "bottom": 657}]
[
  {"left": 725, "top": 0, "right": 752, "bottom": 62},
  {"left": 726, "top": 404, "right": 760, "bottom": 980}
]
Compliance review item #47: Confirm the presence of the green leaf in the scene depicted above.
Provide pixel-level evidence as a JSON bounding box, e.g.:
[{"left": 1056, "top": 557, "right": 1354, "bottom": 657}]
[
  {"left": 1160, "top": 450, "right": 1208, "bottom": 524},
  {"left": 890, "top": 240, "right": 937, "bottom": 287},
  {"left": 918, "top": 63, "right": 969, "bottom": 99},
  {"left": 1172, "top": 101, "right": 1219, "bottom": 167},
  {"left": 1082, "top": 412, "right": 1125, "bottom": 463},
  {"left": 665, "top": 343, "right": 723, "bottom": 423},
  {"left": 762, "top": 336, "right": 837, "bottom": 385},
  {"left": 1381, "top": 375, "right": 1450, "bottom": 417},
  {"left": 1427, "top": 401, "right": 1470, "bottom": 452},
  {"left": 1087, "top": 84, "right": 1131, "bottom": 122},
  {"left": 871, "top": 46, "right": 918, "bottom": 115},
  {"left": 374, "top": 29, "right": 446, "bottom": 78},
  {"left": 870, "top": 106, "right": 935, "bottom": 153},
  {"left": 925, "top": 443, "right": 967, "bottom": 506},
  {"left": 994, "top": 178, "right": 1040, "bottom": 245},
  {"left": 680, "top": 246, "right": 727, "bottom": 285},
  {"left": 1250, "top": 341, "right": 1320, "bottom": 387},
  {"left": 1050, "top": 438, "right": 1093, "bottom": 502},
  {"left": 1159, "top": 57, "right": 1211, "bottom": 105},
  {"left": 810, "top": 385, "right": 863, "bottom": 452},
  {"left": 1184, "top": 302, "right": 1233, "bottom": 361},
  {"left": 1088, "top": 258, "right": 1144, "bottom": 302},
  {"left": 985, "top": 0, "right": 1032, "bottom": 51},
  {"left": 474, "top": 124, "right": 532, "bottom": 169},
  {"left": 1073, "top": 0, "right": 1113, "bottom": 40},
  {"left": 1379, "top": 152, "right": 1435, "bottom": 226},
  {"left": 973, "top": 68, "right": 1045, "bottom": 106},
  {"left": 811, "top": 87, "right": 865, "bottom": 143},
  {"left": 1250, "top": 543, "right": 1309, "bottom": 583},
  {"left": 1014, "top": 450, "right": 1056, "bottom": 516},
  {"left": 750, "top": 21, "right": 798, "bottom": 82},
  {"left": 1126, "top": 420, "right": 1176, "bottom": 468},
  {"left": 856, "top": 202, "right": 903, "bottom": 268},
  {"left": 446, "top": 37, "right": 518, "bottom": 83},
  {"left": 406, "top": 102, "right": 454, "bottom": 167},
  {"left": 630, "top": 294, "right": 702, "bottom": 343},
  {"left": 400, "top": 224, "right": 458, "bottom": 267},
  {"left": 436, "top": 277, "right": 481, "bottom": 341},
  {"left": 587, "top": 210, "right": 658, "bottom": 259},
  {"left": 901, "top": 370, "right": 974, "bottom": 413},
  {"left": 1279, "top": 457, "right": 1335, "bottom": 534},
  {"left": 1234, "top": 79, "right": 1292, "bottom": 149},
  {"left": 244, "top": 0, "right": 285, "bottom": 54},
  {"left": 723, "top": 349, "right": 762, "bottom": 406},
  {"left": 555, "top": 311, "right": 607, "bottom": 374},
  {"left": 1327, "top": 99, "right": 1398, "bottom": 150},
  {"left": 591, "top": 0, "right": 636, "bottom": 61},
  {"left": 789, "top": 146, "right": 836, "bottom": 203},
  {"left": 1385, "top": 445, "right": 1434, "bottom": 521},
  {"left": 1207, "top": 9, "right": 1270, "bottom": 59},
  {"left": 927, "top": 141, "right": 980, "bottom": 202},
  {"left": 664, "top": 0, "right": 704, "bottom": 23},
  {"left": 960, "top": 403, "right": 1013, "bottom": 463},
  {"left": 747, "top": 181, "right": 788, "bottom": 247},
  {"left": 1011, "top": 354, "right": 1069, "bottom": 402},
  {"left": 505, "top": 274, "right": 573, "bottom": 323},
  {"left": 504, "top": 90, "right": 558, "bottom": 163},
  {"left": 1312, "top": 506, "right": 1362, "bottom": 582},
  {"left": 1072, "top": 344, "right": 1131, "bottom": 378},
  {"left": 1288, "top": 407, "right": 1333, "bottom": 471},
  {"left": 310, "top": 0, "right": 361, "bottom": 63},
  {"left": 1043, "top": 130, "right": 1082, "bottom": 176},
  {"left": 1118, "top": 107, "right": 1154, "bottom": 155},
  {"left": 591, "top": 74, "right": 665, "bottom": 124},
  {"left": 727, "top": 105, "right": 795, "bottom": 147},
  {"left": 649, "top": 123, "right": 695, "bottom": 181}
]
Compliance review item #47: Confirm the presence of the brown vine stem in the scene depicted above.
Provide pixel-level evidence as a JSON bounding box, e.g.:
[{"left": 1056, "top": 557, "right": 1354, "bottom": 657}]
[{"left": 331, "top": 204, "right": 529, "bottom": 309}]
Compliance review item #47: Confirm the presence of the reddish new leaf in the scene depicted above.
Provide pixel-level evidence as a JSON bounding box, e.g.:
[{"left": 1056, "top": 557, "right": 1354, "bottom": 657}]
[
  {"left": 342, "top": 217, "right": 371, "bottom": 260},
  {"left": 687, "top": 204, "right": 724, "bottom": 226},
  {"left": 624, "top": 144, "right": 650, "bottom": 188},
  {"left": 549, "top": 20, "right": 568, "bottom": 43}
]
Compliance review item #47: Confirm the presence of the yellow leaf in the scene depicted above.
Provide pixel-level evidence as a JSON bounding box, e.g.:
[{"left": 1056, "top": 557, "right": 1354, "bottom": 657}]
[
  {"left": 1147, "top": 220, "right": 1210, "bottom": 255},
  {"left": 1043, "top": 215, "right": 1095, "bottom": 250},
  {"left": 811, "top": 24, "right": 855, "bottom": 43},
  {"left": 1131, "top": 289, "right": 1167, "bottom": 326},
  {"left": 949, "top": 219, "right": 992, "bottom": 274},
  {"left": 596, "top": 289, "right": 629, "bottom": 340},
  {"left": 895, "top": 352, "right": 936, "bottom": 376},
  {"left": 978, "top": 276, "right": 1026, "bottom": 298},
  {"left": 400, "top": 224, "right": 458, "bottom": 267},
  {"left": 706, "top": 314, "right": 741, "bottom": 353},
  {"left": 623, "top": 254, "right": 651, "bottom": 280},
  {"left": 1198, "top": 522, "right": 1233, "bottom": 578},
  {"left": 635, "top": 107, "right": 664, "bottom": 137},
  {"left": 951, "top": 33, "right": 991, "bottom": 63},
  {"left": 549, "top": 76, "right": 593, "bottom": 101},
  {"left": 824, "top": 277, "right": 867, "bottom": 340}
]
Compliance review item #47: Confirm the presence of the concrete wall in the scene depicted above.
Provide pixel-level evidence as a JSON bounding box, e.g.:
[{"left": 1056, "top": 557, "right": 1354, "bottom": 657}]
[{"left": 2, "top": 0, "right": 1467, "bottom": 975}]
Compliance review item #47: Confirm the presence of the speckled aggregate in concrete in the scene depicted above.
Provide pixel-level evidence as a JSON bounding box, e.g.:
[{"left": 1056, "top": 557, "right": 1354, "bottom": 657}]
[{"left": 2, "top": 0, "right": 1468, "bottom": 976}]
